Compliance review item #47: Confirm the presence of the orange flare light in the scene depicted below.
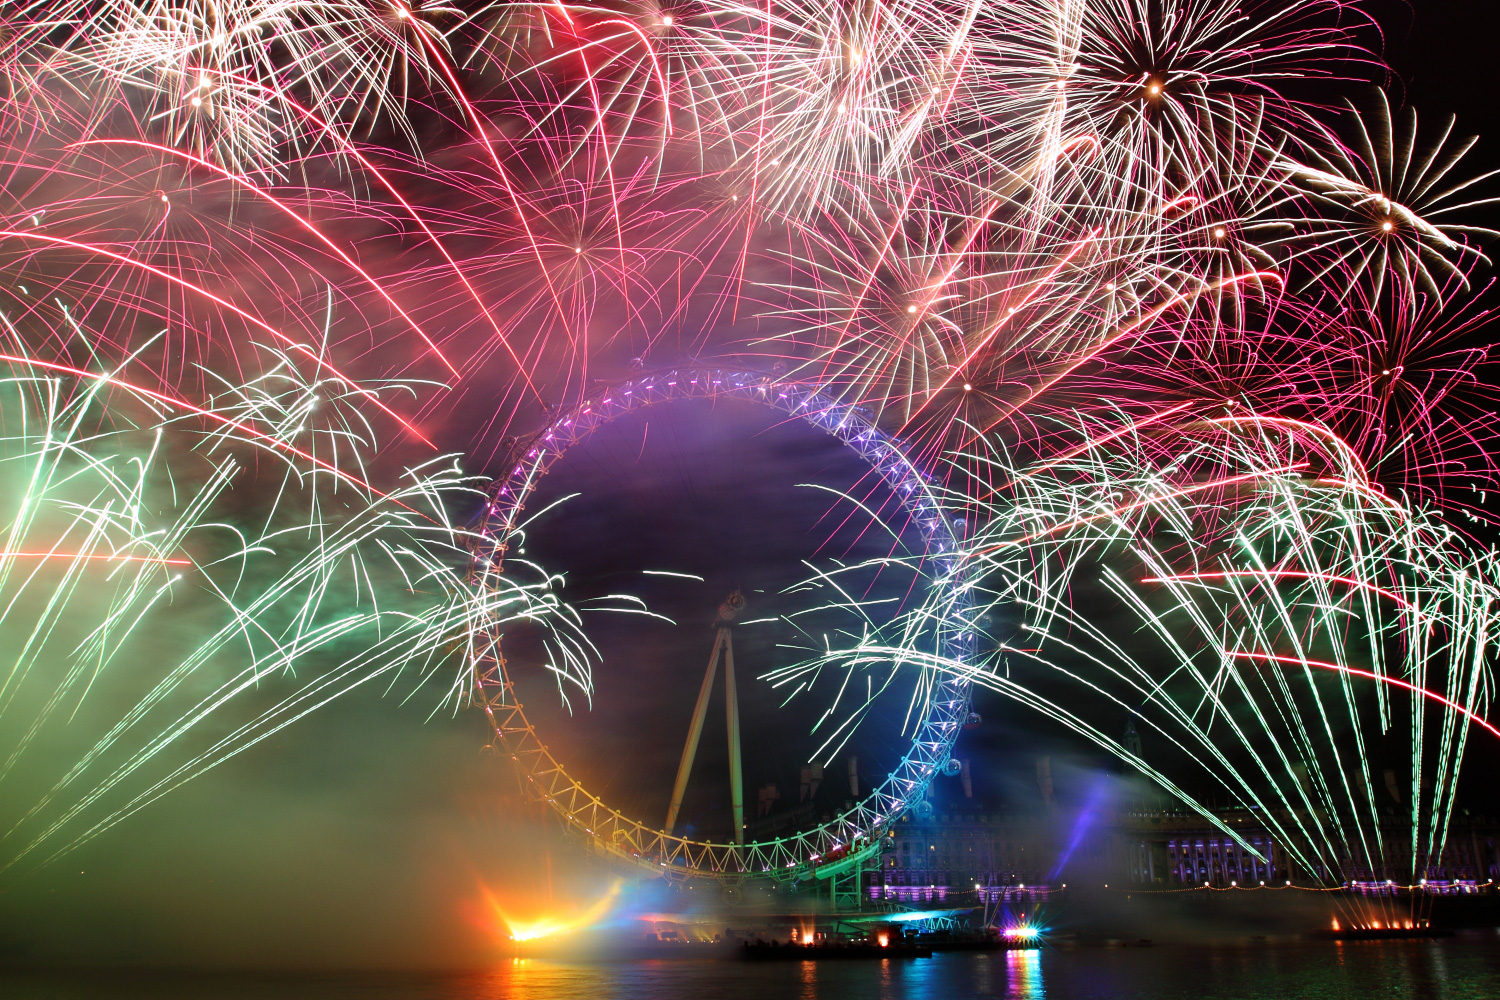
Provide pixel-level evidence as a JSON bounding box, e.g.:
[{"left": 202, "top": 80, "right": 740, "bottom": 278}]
[{"left": 482, "top": 880, "right": 624, "bottom": 943}]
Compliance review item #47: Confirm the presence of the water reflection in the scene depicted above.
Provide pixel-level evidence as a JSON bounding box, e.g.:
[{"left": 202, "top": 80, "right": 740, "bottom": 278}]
[
  {"left": 6, "top": 937, "right": 1499, "bottom": 1000},
  {"left": 1005, "top": 948, "right": 1045, "bottom": 999},
  {"left": 465, "top": 936, "right": 1498, "bottom": 1000},
  {"left": 798, "top": 959, "right": 816, "bottom": 1000}
]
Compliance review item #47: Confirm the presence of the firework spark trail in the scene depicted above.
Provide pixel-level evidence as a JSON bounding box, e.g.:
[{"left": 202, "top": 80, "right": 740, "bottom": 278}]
[
  {"left": 0, "top": 0, "right": 1496, "bottom": 883},
  {"left": 1226, "top": 652, "right": 1500, "bottom": 744},
  {"left": 773, "top": 414, "right": 1498, "bottom": 881},
  {"left": 67, "top": 139, "right": 459, "bottom": 376},
  {"left": 0, "top": 230, "right": 436, "bottom": 446},
  {"left": 0, "top": 332, "right": 610, "bottom": 873}
]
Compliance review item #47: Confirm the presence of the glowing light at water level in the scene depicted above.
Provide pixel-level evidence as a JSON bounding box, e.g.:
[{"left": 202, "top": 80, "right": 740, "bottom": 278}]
[{"left": 484, "top": 880, "right": 624, "bottom": 942}]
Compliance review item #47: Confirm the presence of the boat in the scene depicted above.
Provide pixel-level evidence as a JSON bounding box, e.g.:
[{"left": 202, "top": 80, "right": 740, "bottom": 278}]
[{"left": 916, "top": 930, "right": 1020, "bottom": 952}]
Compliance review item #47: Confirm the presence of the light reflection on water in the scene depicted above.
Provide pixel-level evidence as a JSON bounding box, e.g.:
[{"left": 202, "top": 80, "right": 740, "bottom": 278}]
[
  {"left": 7, "top": 937, "right": 1500, "bottom": 1000},
  {"left": 1006, "top": 948, "right": 1044, "bottom": 999}
]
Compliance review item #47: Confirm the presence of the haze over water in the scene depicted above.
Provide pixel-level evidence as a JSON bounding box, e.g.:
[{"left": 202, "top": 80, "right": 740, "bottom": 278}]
[{"left": 9, "top": 936, "right": 1500, "bottom": 1000}]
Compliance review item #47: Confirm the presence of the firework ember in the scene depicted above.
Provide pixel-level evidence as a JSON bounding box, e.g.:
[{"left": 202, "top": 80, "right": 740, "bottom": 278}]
[{"left": 0, "top": 0, "right": 1495, "bottom": 925}]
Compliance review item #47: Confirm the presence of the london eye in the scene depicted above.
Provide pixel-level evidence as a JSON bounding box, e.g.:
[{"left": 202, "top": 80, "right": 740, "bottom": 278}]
[{"left": 470, "top": 367, "right": 973, "bottom": 884}]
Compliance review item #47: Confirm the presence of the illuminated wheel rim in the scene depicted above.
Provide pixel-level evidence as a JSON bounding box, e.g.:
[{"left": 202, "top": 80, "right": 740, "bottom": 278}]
[{"left": 472, "top": 367, "right": 970, "bottom": 882}]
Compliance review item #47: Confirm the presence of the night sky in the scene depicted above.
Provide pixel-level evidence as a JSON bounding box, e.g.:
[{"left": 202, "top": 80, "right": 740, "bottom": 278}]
[
  {"left": 5, "top": 2, "right": 1500, "bottom": 971},
  {"left": 503, "top": 397, "right": 930, "bottom": 841}
]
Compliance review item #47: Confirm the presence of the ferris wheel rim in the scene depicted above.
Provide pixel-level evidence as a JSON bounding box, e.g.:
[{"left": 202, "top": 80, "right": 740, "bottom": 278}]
[{"left": 471, "top": 365, "right": 972, "bottom": 882}]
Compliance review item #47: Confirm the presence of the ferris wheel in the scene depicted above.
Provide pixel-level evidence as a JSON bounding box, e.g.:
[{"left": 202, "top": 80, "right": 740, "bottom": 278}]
[{"left": 470, "top": 368, "right": 971, "bottom": 884}]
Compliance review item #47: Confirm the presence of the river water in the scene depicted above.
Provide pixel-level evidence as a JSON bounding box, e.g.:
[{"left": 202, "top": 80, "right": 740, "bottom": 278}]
[{"left": 9, "top": 936, "right": 1500, "bottom": 999}]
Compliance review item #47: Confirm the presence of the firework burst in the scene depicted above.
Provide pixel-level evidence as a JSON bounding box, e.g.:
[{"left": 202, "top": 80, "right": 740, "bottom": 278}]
[{"left": 0, "top": 0, "right": 1495, "bottom": 885}]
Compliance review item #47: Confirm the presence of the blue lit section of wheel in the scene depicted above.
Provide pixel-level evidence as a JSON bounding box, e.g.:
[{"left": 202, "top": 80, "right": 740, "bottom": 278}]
[{"left": 472, "top": 368, "right": 971, "bottom": 883}]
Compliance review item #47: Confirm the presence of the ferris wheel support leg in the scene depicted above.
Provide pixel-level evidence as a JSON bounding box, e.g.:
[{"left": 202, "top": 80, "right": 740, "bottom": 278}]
[
  {"left": 665, "top": 627, "right": 724, "bottom": 834},
  {"left": 724, "top": 629, "right": 745, "bottom": 845}
]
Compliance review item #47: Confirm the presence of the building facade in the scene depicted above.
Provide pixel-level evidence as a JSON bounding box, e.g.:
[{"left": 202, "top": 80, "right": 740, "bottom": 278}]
[{"left": 866, "top": 804, "right": 1500, "bottom": 903}]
